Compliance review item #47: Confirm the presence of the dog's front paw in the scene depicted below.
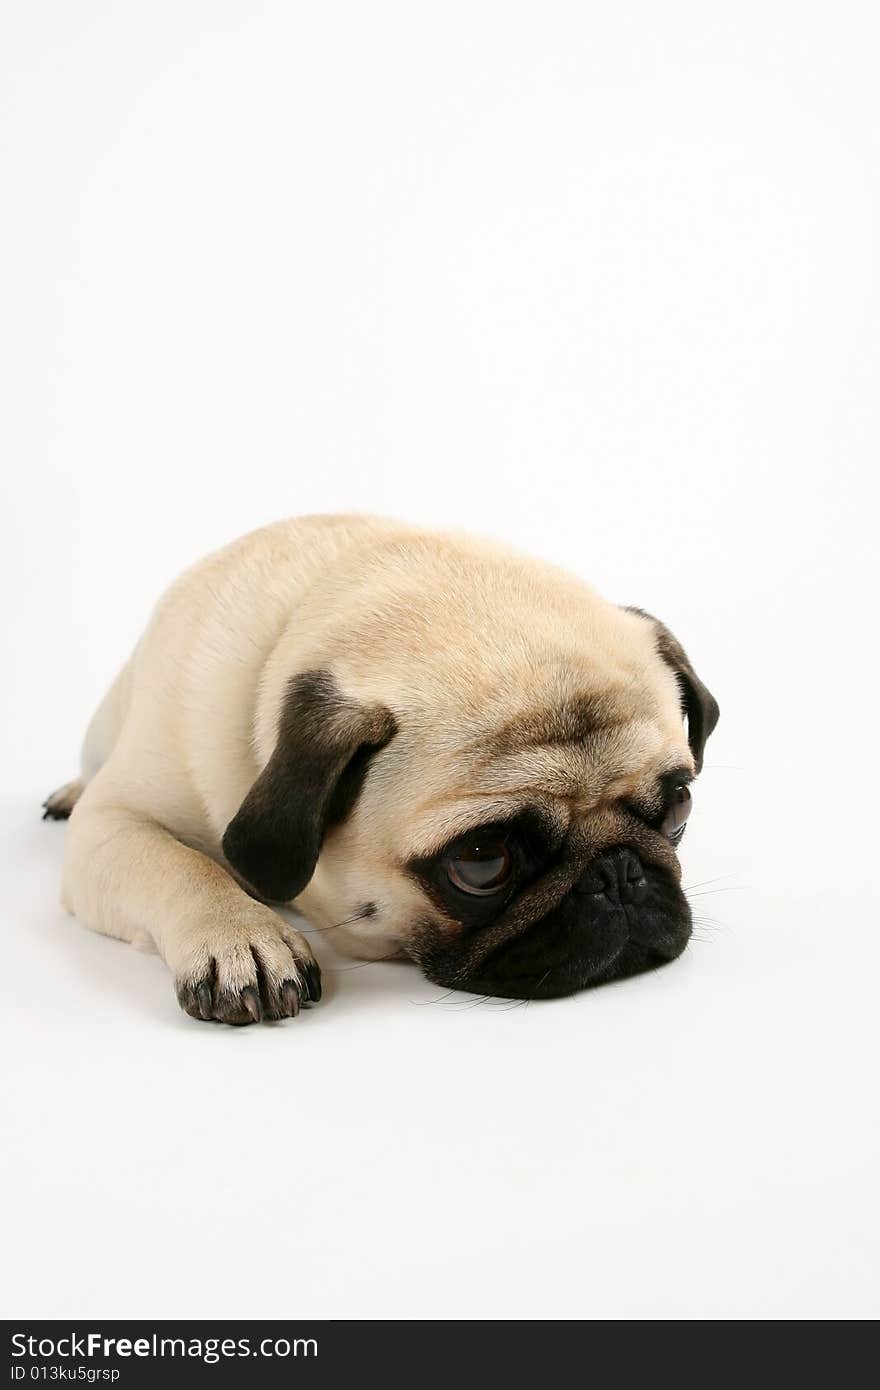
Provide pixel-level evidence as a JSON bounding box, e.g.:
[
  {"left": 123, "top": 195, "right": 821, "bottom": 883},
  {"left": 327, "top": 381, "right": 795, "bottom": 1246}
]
[{"left": 174, "top": 919, "right": 321, "bottom": 1025}]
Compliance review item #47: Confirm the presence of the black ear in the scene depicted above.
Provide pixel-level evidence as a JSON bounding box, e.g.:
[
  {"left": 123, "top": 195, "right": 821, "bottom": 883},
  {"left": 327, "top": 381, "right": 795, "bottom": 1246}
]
[
  {"left": 222, "top": 670, "right": 397, "bottom": 902},
  {"left": 626, "top": 608, "right": 720, "bottom": 773}
]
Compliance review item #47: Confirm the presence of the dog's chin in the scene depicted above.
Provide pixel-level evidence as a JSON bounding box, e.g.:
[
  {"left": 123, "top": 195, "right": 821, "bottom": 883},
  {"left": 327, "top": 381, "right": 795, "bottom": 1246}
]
[{"left": 423, "top": 883, "right": 693, "bottom": 1001}]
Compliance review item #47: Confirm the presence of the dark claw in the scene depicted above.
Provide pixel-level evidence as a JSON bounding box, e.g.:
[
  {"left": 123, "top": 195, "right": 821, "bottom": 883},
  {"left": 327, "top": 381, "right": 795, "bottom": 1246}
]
[
  {"left": 281, "top": 979, "right": 301, "bottom": 1017},
  {"left": 241, "top": 986, "right": 263, "bottom": 1023},
  {"left": 303, "top": 960, "right": 322, "bottom": 1003},
  {"left": 176, "top": 979, "right": 213, "bottom": 1023},
  {"left": 197, "top": 982, "right": 213, "bottom": 1020}
]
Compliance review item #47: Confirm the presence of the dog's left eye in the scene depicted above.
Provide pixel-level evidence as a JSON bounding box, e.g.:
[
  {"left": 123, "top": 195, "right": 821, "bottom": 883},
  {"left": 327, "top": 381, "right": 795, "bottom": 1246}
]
[
  {"left": 446, "top": 836, "right": 513, "bottom": 895},
  {"left": 660, "top": 784, "right": 692, "bottom": 843}
]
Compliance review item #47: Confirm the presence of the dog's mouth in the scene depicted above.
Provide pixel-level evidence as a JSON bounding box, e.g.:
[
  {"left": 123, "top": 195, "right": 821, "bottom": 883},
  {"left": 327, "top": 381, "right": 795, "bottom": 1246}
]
[{"left": 422, "top": 891, "right": 692, "bottom": 1001}]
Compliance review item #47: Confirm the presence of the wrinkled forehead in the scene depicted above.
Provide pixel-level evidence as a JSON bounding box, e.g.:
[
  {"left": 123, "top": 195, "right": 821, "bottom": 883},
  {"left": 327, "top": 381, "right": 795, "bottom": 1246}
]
[
  {"left": 478, "top": 717, "right": 686, "bottom": 799},
  {"left": 402, "top": 692, "right": 692, "bottom": 857}
]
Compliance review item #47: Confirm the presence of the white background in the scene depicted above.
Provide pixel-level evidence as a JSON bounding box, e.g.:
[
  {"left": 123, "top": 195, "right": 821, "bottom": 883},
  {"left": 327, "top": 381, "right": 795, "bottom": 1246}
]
[{"left": 2, "top": 2, "right": 877, "bottom": 1320}]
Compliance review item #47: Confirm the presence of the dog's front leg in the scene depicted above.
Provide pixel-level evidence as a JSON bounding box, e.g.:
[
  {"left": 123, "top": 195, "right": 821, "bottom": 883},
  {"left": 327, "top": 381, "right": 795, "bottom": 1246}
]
[{"left": 62, "top": 801, "right": 321, "bottom": 1024}]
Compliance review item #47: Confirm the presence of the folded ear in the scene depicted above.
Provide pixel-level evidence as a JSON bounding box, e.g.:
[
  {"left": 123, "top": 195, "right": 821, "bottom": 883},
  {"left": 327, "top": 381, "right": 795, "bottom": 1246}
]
[
  {"left": 222, "top": 670, "right": 397, "bottom": 902},
  {"left": 625, "top": 607, "right": 720, "bottom": 773}
]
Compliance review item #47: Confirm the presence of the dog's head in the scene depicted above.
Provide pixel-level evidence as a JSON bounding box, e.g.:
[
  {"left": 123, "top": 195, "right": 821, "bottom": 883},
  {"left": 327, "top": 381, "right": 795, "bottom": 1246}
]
[{"left": 223, "top": 594, "right": 718, "bottom": 1000}]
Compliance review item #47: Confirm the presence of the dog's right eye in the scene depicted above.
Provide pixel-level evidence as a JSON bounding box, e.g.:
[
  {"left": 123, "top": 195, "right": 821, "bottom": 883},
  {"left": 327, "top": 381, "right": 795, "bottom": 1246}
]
[{"left": 446, "top": 836, "right": 513, "bottom": 895}]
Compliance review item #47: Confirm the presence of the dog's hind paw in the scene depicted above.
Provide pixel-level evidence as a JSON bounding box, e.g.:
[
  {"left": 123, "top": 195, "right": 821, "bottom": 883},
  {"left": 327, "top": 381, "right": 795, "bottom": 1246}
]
[{"left": 42, "top": 778, "right": 85, "bottom": 821}]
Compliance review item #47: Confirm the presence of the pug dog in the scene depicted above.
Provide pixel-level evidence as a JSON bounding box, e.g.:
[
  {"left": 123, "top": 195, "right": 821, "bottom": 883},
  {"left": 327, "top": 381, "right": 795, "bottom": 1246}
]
[{"left": 43, "top": 515, "right": 718, "bottom": 1024}]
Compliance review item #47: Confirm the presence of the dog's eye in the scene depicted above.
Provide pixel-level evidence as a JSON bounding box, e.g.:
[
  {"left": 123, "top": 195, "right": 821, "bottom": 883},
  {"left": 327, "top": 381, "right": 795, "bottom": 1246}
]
[
  {"left": 660, "top": 784, "right": 692, "bottom": 842},
  {"left": 446, "top": 836, "right": 513, "bottom": 895}
]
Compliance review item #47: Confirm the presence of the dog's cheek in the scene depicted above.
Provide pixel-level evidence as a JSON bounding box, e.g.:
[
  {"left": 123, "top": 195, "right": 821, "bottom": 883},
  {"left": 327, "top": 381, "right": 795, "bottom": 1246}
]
[{"left": 407, "top": 907, "right": 474, "bottom": 981}]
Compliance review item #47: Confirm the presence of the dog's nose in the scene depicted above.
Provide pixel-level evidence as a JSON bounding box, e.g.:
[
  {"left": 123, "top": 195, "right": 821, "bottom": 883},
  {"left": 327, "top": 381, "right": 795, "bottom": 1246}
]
[{"left": 580, "top": 849, "right": 647, "bottom": 906}]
